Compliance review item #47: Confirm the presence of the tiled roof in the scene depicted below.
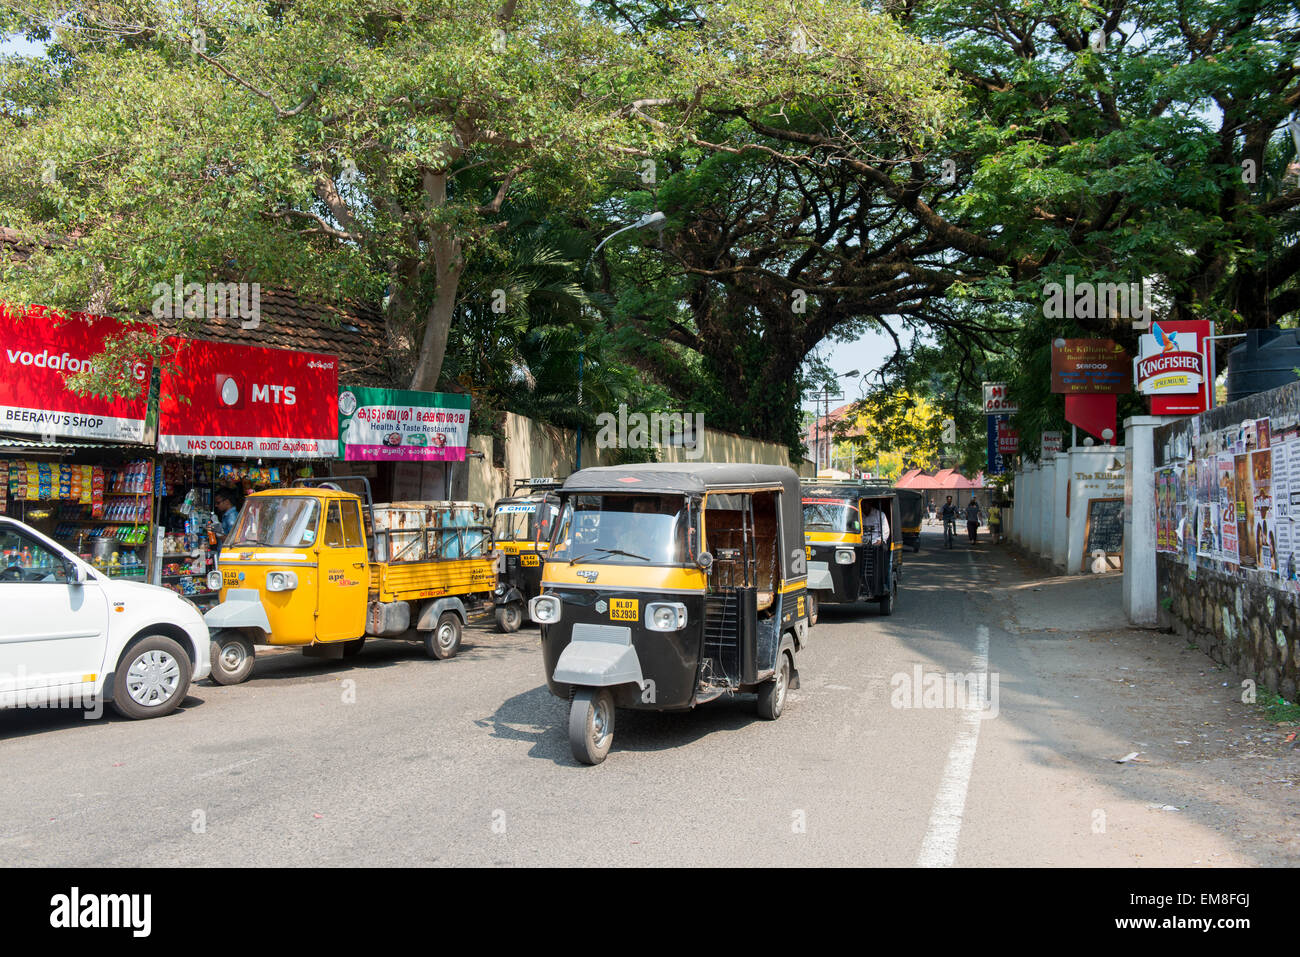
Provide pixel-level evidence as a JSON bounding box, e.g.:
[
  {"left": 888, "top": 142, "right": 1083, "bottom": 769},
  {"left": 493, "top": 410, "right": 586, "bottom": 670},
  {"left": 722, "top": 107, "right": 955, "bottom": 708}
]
[{"left": 1, "top": 228, "right": 392, "bottom": 386}]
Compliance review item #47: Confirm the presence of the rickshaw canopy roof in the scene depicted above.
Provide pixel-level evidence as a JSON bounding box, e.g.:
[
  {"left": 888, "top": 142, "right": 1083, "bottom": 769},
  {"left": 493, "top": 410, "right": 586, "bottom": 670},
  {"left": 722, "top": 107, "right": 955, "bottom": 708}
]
[{"left": 564, "top": 463, "right": 802, "bottom": 498}]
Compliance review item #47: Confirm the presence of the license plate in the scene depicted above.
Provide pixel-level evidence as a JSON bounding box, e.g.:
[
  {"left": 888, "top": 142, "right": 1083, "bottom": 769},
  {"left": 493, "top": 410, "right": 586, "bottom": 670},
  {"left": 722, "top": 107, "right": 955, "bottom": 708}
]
[
  {"left": 521, "top": 554, "right": 540, "bottom": 567},
  {"left": 805, "top": 545, "right": 812, "bottom": 560},
  {"left": 222, "top": 570, "right": 240, "bottom": 587},
  {"left": 610, "top": 598, "right": 638, "bottom": 622}
]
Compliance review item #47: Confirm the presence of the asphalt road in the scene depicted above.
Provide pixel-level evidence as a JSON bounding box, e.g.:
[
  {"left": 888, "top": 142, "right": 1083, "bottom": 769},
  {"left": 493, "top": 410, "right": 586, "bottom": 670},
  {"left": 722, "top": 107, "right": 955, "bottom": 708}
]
[{"left": 0, "top": 525, "right": 1284, "bottom": 866}]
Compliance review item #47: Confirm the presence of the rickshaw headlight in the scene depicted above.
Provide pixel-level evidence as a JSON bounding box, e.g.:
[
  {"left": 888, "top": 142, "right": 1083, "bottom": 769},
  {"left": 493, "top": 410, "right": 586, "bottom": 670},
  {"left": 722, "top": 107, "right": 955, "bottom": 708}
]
[
  {"left": 206, "top": 570, "right": 224, "bottom": 591},
  {"left": 835, "top": 549, "right": 855, "bottom": 565},
  {"left": 266, "top": 570, "right": 299, "bottom": 592},
  {"left": 646, "top": 602, "right": 687, "bottom": 632},
  {"left": 529, "top": 594, "right": 561, "bottom": 624}
]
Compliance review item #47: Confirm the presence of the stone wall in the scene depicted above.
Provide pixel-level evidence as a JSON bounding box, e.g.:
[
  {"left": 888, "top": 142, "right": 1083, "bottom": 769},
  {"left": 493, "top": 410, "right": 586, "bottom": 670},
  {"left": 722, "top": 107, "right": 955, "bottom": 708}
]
[{"left": 1157, "top": 556, "right": 1298, "bottom": 700}]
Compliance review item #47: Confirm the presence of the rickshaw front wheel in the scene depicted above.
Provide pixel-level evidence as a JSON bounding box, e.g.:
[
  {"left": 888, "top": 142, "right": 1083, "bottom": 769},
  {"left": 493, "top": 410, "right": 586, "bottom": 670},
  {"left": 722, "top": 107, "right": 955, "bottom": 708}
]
[
  {"left": 495, "top": 602, "right": 523, "bottom": 633},
  {"left": 209, "top": 632, "right": 255, "bottom": 685},
  {"left": 757, "top": 651, "right": 791, "bottom": 720},
  {"left": 424, "top": 613, "right": 463, "bottom": 660},
  {"left": 568, "top": 687, "right": 615, "bottom": 765}
]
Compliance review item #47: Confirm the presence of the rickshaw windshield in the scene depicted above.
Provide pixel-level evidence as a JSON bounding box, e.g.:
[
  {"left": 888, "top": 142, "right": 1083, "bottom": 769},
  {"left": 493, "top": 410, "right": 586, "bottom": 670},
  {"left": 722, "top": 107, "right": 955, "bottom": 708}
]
[
  {"left": 493, "top": 503, "right": 538, "bottom": 542},
  {"left": 802, "top": 500, "right": 861, "bottom": 534},
  {"left": 229, "top": 496, "right": 321, "bottom": 548},
  {"left": 550, "top": 494, "right": 689, "bottom": 565}
]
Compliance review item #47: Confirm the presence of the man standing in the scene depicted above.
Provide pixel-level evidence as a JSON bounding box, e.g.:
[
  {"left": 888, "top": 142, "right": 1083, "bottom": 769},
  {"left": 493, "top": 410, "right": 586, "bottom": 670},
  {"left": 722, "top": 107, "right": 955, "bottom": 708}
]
[{"left": 965, "top": 498, "right": 982, "bottom": 544}]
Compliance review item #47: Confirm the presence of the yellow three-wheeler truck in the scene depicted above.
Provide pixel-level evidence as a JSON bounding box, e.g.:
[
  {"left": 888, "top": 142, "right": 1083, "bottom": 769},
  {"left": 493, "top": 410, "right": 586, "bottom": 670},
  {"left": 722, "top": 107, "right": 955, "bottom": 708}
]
[{"left": 203, "top": 478, "right": 497, "bottom": 684}]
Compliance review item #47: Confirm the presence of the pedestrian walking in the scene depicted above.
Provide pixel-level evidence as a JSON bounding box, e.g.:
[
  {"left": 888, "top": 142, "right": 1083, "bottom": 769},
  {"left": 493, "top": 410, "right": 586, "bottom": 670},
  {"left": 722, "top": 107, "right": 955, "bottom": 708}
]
[{"left": 965, "top": 499, "right": 982, "bottom": 544}]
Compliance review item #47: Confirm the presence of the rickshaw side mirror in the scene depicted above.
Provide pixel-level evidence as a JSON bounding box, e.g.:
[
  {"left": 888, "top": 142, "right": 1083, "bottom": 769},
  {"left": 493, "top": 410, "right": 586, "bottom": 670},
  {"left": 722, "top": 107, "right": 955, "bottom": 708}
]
[{"left": 696, "top": 550, "right": 714, "bottom": 572}]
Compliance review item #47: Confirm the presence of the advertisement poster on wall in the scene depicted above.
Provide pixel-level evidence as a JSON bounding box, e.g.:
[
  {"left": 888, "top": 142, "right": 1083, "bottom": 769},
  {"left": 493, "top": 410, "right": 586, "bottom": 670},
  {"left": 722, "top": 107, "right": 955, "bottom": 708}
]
[
  {"left": 1252, "top": 448, "right": 1276, "bottom": 574},
  {"left": 1275, "top": 440, "right": 1296, "bottom": 583},
  {"left": 1234, "top": 453, "right": 1256, "bottom": 567},
  {"left": 1197, "top": 503, "right": 1216, "bottom": 557},
  {"left": 1218, "top": 453, "right": 1239, "bottom": 565},
  {"left": 337, "top": 387, "right": 472, "bottom": 462}
]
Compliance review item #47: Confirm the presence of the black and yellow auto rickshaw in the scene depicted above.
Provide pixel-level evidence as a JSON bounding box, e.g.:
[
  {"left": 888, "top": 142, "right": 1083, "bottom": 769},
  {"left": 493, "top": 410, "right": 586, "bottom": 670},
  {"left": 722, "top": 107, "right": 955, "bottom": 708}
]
[
  {"left": 532, "top": 463, "right": 812, "bottom": 765},
  {"left": 490, "top": 478, "right": 561, "bottom": 632},
  {"left": 894, "top": 488, "right": 924, "bottom": 552},
  {"left": 802, "top": 481, "right": 903, "bottom": 616}
]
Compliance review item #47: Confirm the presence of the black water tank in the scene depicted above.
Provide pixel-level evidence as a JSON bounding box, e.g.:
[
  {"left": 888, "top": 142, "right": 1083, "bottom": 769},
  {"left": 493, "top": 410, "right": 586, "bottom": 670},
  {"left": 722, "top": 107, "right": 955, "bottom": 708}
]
[{"left": 1226, "top": 327, "right": 1300, "bottom": 403}]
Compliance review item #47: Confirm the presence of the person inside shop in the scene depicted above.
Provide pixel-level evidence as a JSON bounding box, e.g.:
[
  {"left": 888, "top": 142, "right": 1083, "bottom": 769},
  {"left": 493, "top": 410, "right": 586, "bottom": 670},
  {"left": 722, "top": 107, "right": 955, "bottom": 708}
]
[{"left": 211, "top": 488, "right": 241, "bottom": 539}]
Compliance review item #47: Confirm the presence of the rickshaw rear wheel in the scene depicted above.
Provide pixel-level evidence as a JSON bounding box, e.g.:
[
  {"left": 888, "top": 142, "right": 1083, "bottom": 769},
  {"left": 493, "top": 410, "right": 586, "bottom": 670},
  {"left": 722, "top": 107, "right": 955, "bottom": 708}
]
[
  {"left": 568, "top": 687, "right": 615, "bottom": 765},
  {"left": 878, "top": 581, "right": 896, "bottom": 617},
  {"left": 495, "top": 602, "right": 523, "bottom": 633},
  {"left": 209, "top": 632, "right": 255, "bottom": 685},
  {"left": 424, "top": 613, "right": 462, "bottom": 660},
  {"left": 757, "top": 651, "right": 791, "bottom": 720}
]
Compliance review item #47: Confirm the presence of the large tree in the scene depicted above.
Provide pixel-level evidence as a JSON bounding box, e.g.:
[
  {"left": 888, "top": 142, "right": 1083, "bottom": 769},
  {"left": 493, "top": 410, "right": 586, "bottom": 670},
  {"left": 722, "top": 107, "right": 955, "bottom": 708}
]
[{"left": 0, "top": 0, "right": 956, "bottom": 402}]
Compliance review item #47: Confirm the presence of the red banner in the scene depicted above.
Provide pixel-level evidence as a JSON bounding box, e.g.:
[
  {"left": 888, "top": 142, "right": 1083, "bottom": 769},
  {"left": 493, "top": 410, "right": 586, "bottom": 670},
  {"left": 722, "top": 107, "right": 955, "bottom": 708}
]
[
  {"left": 0, "top": 303, "right": 153, "bottom": 443},
  {"left": 997, "top": 421, "right": 1020, "bottom": 455},
  {"left": 157, "top": 338, "right": 338, "bottom": 458}
]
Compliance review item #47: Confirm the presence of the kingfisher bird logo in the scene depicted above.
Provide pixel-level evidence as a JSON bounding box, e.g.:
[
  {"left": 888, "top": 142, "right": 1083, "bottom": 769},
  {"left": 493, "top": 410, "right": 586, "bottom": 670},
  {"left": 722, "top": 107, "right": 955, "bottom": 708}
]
[{"left": 1153, "top": 322, "right": 1178, "bottom": 353}]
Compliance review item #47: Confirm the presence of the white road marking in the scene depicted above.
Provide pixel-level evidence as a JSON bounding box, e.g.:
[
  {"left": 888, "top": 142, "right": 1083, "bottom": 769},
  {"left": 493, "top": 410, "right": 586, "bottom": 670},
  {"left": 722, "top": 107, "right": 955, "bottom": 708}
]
[{"left": 916, "top": 543, "right": 990, "bottom": 867}]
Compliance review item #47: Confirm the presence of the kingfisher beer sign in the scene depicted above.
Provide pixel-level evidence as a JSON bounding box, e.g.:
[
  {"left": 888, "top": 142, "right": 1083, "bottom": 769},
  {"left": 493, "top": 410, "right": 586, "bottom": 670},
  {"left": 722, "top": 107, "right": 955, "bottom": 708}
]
[{"left": 1133, "top": 320, "right": 1215, "bottom": 415}]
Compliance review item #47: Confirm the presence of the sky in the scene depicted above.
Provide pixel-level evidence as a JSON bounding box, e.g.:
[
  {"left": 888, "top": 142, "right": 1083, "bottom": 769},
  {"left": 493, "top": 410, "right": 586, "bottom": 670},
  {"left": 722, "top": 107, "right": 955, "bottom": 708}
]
[
  {"left": 801, "top": 327, "right": 920, "bottom": 413},
  {"left": 0, "top": 34, "right": 44, "bottom": 56}
]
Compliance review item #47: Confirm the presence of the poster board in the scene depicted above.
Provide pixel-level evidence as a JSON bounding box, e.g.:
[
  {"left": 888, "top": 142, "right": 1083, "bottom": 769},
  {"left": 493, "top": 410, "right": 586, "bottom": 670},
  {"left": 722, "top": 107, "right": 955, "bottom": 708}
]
[{"left": 1082, "top": 497, "right": 1124, "bottom": 571}]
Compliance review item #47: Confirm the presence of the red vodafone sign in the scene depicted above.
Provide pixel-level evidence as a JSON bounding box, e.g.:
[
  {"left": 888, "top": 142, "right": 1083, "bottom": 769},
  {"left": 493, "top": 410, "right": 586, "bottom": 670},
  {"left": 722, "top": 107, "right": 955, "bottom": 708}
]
[
  {"left": 0, "top": 303, "right": 152, "bottom": 443},
  {"left": 157, "top": 338, "right": 338, "bottom": 458}
]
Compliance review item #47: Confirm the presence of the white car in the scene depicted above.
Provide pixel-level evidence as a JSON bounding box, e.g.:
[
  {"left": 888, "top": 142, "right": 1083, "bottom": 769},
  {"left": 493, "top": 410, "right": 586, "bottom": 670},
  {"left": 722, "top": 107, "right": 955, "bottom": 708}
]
[{"left": 0, "top": 516, "right": 210, "bottom": 720}]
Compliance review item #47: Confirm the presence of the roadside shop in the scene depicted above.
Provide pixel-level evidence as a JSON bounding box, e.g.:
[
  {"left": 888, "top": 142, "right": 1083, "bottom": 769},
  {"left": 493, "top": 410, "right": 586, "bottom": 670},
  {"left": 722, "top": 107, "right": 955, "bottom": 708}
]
[{"left": 0, "top": 304, "right": 159, "bottom": 580}]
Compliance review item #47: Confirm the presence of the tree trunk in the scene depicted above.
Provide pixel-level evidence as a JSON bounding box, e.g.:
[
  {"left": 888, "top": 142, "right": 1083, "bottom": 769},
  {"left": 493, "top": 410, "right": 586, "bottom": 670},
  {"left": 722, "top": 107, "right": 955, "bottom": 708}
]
[{"left": 409, "top": 168, "right": 464, "bottom": 392}]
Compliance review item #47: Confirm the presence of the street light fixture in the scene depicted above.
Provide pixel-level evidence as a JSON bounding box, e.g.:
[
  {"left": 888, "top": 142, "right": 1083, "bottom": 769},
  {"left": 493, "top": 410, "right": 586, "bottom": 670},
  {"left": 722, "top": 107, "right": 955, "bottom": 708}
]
[{"left": 575, "top": 211, "right": 667, "bottom": 470}]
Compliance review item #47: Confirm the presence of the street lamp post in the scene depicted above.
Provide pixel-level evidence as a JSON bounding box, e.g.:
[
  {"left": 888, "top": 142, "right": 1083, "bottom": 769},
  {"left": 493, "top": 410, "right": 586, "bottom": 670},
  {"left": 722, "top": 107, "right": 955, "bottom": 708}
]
[{"left": 575, "top": 211, "right": 667, "bottom": 471}]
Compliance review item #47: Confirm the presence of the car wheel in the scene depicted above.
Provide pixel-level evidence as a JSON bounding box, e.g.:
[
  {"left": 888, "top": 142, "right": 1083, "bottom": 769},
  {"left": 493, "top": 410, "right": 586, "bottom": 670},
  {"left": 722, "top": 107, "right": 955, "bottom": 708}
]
[
  {"left": 495, "top": 602, "right": 523, "bottom": 633},
  {"left": 568, "top": 687, "right": 615, "bottom": 765},
  {"left": 757, "top": 650, "right": 791, "bottom": 720},
  {"left": 111, "top": 635, "right": 192, "bottom": 719},
  {"left": 423, "top": 612, "right": 462, "bottom": 660},
  {"left": 210, "top": 631, "right": 256, "bottom": 685}
]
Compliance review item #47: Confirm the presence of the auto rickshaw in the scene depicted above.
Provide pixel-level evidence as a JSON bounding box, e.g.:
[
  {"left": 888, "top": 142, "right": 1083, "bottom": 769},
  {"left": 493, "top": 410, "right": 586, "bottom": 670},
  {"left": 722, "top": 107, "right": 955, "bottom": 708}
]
[
  {"left": 203, "top": 478, "right": 497, "bottom": 684},
  {"left": 532, "top": 463, "right": 812, "bottom": 765},
  {"left": 802, "top": 481, "right": 902, "bottom": 616},
  {"left": 894, "top": 488, "right": 924, "bottom": 552},
  {"left": 490, "top": 478, "right": 561, "bottom": 632}
]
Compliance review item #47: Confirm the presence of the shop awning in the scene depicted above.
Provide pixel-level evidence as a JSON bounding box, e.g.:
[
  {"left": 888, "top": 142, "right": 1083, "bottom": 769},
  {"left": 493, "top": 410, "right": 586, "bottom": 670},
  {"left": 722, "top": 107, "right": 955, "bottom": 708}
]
[{"left": 0, "top": 436, "right": 140, "bottom": 451}]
